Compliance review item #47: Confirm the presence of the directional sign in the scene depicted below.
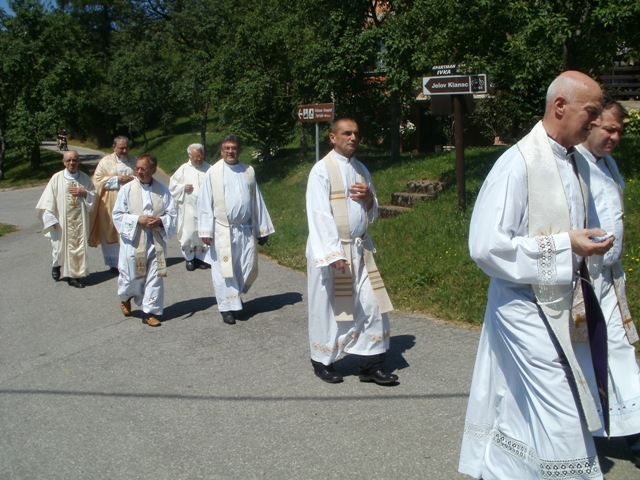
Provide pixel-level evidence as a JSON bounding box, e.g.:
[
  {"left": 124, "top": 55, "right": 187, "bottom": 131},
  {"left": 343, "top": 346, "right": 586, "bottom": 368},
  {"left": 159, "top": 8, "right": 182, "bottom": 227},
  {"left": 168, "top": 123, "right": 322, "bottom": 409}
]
[
  {"left": 296, "top": 103, "right": 334, "bottom": 123},
  {"left": 422, "top": 74, "right": 487, "bottom": 95}
]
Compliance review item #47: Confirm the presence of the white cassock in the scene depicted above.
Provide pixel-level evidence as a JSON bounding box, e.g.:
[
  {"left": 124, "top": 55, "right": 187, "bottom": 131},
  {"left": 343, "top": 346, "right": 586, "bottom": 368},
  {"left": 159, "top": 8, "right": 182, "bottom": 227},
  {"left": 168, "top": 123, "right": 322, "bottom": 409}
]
[
  {"left": 575, "top": 144, "right": 640, "bottom": 438},
  {"left": 112, "top": 180, "right": 177, "bottom": 316},
  {"left": 169, "top": 160, "right": 211, "bottom": 261},
  {"left": 36, "top": 169, "right": 95, "bottom": 278},
  {"left": 306, "top": 151, "right": 390, "bottom": 366},
  {"left": 458, "top": 138, "right": 603, "bottom": 479},
  {"left": 197, "top": 161, "right": 275, "bottom": 313}
]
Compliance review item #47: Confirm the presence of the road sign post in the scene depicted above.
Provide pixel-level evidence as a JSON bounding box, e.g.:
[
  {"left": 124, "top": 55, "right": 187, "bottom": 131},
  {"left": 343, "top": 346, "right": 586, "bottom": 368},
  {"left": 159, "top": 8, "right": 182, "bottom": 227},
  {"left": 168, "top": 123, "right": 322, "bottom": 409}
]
[
  {"left": 296, "top": 103, "right": 335, "bottom": 162},
  {"left": 422, "top": 71, "right": 487, "bottom": 210}
]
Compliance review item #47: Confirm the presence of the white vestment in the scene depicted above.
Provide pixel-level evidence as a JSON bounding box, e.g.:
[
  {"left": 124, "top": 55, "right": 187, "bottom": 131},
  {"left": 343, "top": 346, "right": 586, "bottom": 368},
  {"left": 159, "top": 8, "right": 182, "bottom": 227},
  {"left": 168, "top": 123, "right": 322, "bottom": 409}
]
[
  {"left": 169, "top": 160, "right": 211, "bottom": 261},
  {"left": 306, "top": 151, "right": 390, "bottom": 366},
  {"left": 458, "top": 129, "right": 602, "bottom": 479},
  {"left": 113, "top": 179, "right": 177, "bottom": 315},
  {"left": 90, "top": 153, "right": 135, "bottom": 268},
  {"left": 197, "top": 160, "right": 275, "bottom": 312},
  {"left": 575, "top": 144, "right": 640, "bottom": 437},
  {"left": 36, "top": 169, "right": 95, "bottom": 278}
]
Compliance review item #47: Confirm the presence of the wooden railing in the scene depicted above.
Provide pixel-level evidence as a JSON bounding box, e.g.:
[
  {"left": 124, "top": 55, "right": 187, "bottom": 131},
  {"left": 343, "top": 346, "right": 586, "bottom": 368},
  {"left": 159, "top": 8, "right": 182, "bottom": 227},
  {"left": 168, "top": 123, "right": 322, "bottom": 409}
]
[{"left": 602, "top": 65, "right": 640, "bottom": 100}]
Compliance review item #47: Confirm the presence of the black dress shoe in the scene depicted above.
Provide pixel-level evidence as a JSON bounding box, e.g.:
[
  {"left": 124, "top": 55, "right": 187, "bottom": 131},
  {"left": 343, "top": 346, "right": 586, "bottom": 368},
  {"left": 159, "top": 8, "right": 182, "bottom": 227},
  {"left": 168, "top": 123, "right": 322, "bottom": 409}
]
[
  {"left": 109, "top": 267, "right": 119, "bottom": 274},
  {"left": 221, "top": 311, "right": 236, "bottom": 325},
  {"left": 359, "top": 370, "right": 399, "bottom": 385},
  {"left": 195, "top": 259, "right": 209, "bottom": 269},
  {"left": 67, "top": 278, "right": 85, "bottom": 289},
  {"left": 311, "top": 360, "right": 344, "bottom": 384},
  {"left": 314, "top": 366, "right": 344, "bottom": 383},
  {"left": 186, "top": 260, "right": 196, "bottom": 271},
  {"left": 52, "top": 266, "right": 61, "bottom": 281}
]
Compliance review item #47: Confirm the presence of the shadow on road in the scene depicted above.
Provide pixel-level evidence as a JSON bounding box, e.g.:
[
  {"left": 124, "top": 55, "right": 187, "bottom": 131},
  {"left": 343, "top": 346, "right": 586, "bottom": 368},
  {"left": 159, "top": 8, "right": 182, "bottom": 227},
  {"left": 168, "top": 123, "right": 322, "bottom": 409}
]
[
  {"left": 162, "top": 296, "right": 218, "bottom": 322},
  {"left": 241, "top": 292, "right": 304, "bottom": 320}
]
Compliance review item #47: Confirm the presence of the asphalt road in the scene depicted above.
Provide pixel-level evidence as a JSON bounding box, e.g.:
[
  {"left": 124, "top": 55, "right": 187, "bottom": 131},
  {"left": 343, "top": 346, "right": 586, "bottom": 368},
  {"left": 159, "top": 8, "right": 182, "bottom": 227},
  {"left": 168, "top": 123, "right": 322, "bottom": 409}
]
[{"left": 0, "top": 146, "right": 637, "bottom": 479}]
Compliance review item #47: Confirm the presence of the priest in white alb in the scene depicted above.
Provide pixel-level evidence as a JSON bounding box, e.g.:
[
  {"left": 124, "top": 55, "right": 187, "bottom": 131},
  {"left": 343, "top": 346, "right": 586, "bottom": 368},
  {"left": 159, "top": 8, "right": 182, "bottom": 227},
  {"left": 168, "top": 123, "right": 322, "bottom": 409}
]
[
  {"left": 169, "top": 143, "right": 211, "bottom": 271},
  {"left": 575, "top": 96, "right": 640, "bottom": 467},
  {"left": 197, "top": 134, "right": 275, "bottom": 325},
  {"left": 306, "top": 118, "right": 397, "bottom": 386},
  {"left": 113, "top": 154, "right": 177, "bottom": 327},
  {"left": 36, "top": 150, "right": 95, "bottom": 288},
  {"left": 459, "top": 71, "right": 613, "bottom": 479}
]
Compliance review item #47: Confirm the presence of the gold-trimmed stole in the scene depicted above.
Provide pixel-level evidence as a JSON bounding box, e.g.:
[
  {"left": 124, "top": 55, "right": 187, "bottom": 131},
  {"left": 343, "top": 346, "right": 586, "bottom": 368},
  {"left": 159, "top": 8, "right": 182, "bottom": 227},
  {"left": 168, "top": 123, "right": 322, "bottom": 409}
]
[
  {"left": 130, "top": 180, "right": 167, "bottom": 279},
  {"left": 324, "top": 154, "right": 393, "bottom": 322},
  {"left": 211, "top": 160, "right": 259, "bottom": 285}
]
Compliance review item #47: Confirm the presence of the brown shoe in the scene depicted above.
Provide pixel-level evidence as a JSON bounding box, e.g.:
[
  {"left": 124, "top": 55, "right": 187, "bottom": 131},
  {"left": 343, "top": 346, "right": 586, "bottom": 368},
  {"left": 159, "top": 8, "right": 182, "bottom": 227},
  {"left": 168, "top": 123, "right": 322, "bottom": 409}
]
[
  {"left": 120, "top": 299, "right": 132, "bottom": 317},
  {"left": 143, "top": 316, "right": 161, "bottom": 327}
]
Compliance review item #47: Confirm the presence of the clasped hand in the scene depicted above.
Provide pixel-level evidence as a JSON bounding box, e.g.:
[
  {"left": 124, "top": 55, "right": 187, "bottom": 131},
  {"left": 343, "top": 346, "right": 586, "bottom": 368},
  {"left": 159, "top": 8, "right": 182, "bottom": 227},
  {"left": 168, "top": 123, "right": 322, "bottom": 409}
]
[
  {"left": 68, "top": 185, "right": 86, "bottom": 197},
  {"left": 138, "top": 215, "right": 161, "bottom": 228}
]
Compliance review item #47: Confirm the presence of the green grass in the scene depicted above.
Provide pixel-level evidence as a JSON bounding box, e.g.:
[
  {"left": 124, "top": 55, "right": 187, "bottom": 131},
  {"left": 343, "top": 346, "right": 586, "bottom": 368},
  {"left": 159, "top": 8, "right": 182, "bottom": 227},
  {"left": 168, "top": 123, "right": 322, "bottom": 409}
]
[
  {"left": 0, "top": 223, "right": 19, "bottom": 236},
  {"left": 2, "top": 122, "right": 639, "bottom": 327}
]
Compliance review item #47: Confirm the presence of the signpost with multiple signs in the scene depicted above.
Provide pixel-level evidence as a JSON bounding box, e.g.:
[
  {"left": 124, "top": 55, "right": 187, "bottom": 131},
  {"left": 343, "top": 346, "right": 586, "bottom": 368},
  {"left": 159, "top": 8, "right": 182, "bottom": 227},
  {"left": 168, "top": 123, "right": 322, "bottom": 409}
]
[
  {"left": 296, "top": 103, "right": 335, "bottom": 161},
  {"left": 421, "top": 65, "right": 488, "bottom": 210}
]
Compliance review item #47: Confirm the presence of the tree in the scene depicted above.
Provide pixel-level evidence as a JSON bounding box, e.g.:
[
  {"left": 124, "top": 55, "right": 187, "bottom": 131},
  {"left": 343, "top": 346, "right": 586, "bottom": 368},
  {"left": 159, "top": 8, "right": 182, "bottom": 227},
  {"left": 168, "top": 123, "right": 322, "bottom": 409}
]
[
  {"left": 157, "top": 0, "right": 230, "bottom": 148},
  {"left": 99, "top": 26, "right": 177, "bottom": 149},
  {"left": 0, "top": 0, "right": 100, "bottom": 169},
  {"left": 379, "top": 0, "right": 640, "bottom": 142}
]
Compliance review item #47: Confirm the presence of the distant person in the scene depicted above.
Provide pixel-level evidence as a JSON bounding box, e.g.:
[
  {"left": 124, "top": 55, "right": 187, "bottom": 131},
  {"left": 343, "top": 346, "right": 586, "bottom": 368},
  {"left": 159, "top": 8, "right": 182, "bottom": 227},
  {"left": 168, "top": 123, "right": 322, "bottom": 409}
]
[
  {"left": 36, "top": 150, "right": 95, "bottom": 288},
  {"left": 89, "top": 136, "right": 135, "bottom": 272},
  {"left": 197, "top": 135, "right": 275, "bottom": 325},
  {"left": 56, "top": 129, "right": 68, "bottom": 151},
  {"left": 305, "top": 118, "right": 397, "bottom": 385},
  {"left": 458, "top": 71, "right": 612, "bottom": 479},
  {"left": 169, "top": 143, "right": 211, "bottom": 271},
  {"left": 575, "top": 97, "right": 640, "bottom": 467},
  {"left": 113, "top": 154, "right": 177, "bottom": 327}
]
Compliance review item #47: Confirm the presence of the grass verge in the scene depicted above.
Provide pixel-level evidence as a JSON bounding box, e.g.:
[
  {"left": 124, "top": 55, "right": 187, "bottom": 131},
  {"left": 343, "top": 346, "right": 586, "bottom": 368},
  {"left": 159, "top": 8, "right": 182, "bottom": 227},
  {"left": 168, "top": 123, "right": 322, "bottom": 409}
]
[{"left": 0, "top": 223, "right": 19, "bottom": 236}]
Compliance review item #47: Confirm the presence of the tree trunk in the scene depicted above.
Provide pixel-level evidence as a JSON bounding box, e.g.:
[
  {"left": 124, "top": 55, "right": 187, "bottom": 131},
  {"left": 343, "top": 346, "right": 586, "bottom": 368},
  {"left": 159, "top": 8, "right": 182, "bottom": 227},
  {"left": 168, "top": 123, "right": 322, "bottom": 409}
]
[
  {"left": 300, "top": 123, "right": 308, "bottom": 160},
  {"left": 30, "top": 141, "right": 41, "bottom": 170},
  {"left": 390, "top": 91, "right": 401, "bottom": 162},
  {"left": 200, "top": 103, "right": 209, "bottom": 148}
]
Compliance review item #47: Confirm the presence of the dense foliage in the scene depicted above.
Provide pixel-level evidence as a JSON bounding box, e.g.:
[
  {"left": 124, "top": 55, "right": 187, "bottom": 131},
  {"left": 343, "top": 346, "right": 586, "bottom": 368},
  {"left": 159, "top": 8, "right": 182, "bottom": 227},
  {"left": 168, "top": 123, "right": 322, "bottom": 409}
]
[{"left": 1, "top": 0, "right": 638, "bottom": 178}]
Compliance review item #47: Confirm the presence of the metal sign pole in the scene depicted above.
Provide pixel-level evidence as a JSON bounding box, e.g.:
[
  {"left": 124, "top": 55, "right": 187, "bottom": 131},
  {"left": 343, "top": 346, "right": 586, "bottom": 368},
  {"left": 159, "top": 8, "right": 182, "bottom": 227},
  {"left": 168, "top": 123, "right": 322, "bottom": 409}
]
[
  {"left": 315, "top": 123, "right": 320, "bottom": 162},
  {"left": 295, "top": 103, "right": 334, "bottom": 162}
]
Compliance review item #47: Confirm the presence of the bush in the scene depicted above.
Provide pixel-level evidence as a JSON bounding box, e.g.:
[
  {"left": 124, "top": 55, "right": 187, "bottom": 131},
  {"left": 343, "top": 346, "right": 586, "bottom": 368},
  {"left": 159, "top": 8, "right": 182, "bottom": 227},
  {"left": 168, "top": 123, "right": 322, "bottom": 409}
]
[{"left": 626, "top": 109, "right": 640, "bottom": 136}]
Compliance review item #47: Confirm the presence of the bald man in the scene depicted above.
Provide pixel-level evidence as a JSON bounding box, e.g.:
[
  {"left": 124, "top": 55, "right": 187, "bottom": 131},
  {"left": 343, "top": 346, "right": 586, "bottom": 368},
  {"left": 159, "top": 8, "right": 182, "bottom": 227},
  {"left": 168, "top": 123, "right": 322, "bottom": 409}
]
[
  {"left": 36, "top": 150, "right": 95, "bottom": 288},
  {"left": 459, "top": 71, "right": 612, "bottom": 479}
]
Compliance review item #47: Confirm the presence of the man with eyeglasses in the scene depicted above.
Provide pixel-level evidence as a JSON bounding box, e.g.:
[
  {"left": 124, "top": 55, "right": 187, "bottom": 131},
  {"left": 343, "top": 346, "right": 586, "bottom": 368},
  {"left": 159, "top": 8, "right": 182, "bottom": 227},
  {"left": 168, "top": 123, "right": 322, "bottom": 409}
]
[
  {"left": 575, "top": 97, "right": 640, "bottom": 468},
  {"left": 197, "top": 135, "right": 275, "bottom": 325},
  {"left": 113, "top": 154, "right": 177, "bottom": 327}
]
